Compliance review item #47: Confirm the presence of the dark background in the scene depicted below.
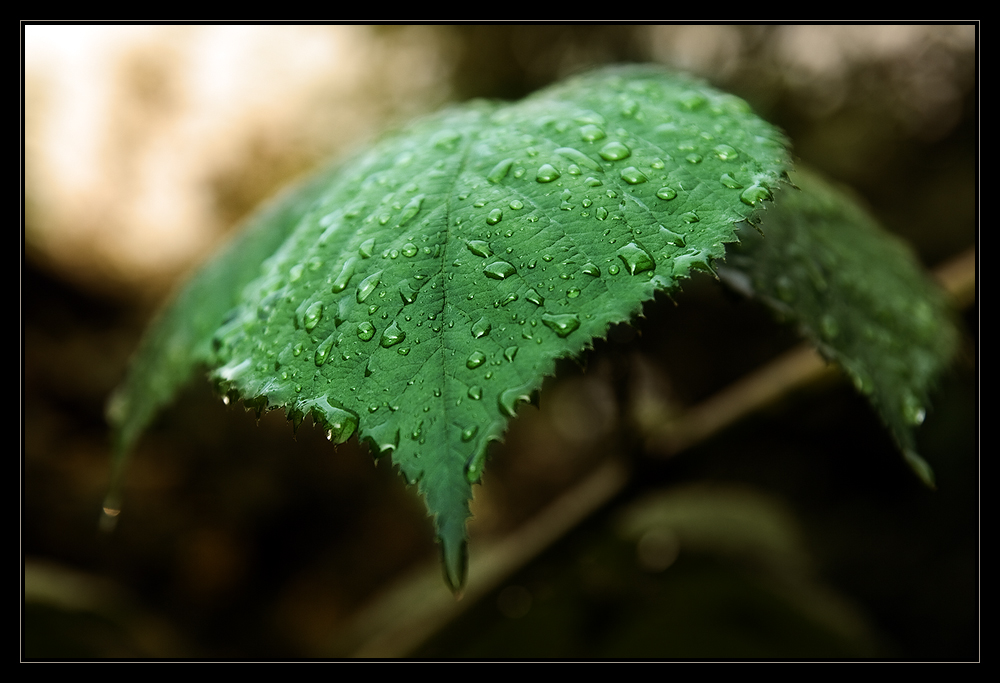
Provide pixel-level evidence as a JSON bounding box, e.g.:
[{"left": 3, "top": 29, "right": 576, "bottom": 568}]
[{"left": 23, "top": 25, "right": 977, "bottom": 659}]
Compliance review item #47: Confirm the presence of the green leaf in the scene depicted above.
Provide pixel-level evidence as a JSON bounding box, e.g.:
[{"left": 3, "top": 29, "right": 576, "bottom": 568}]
[
  {"left": 722, "top": 168, "right": 959, "bottom": 487},
  {"left": 108, "top": 65, "right": 793, "bottom": 590}
]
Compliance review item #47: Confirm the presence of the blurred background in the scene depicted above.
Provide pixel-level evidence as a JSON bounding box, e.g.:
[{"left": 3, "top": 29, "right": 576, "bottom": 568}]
[{"left": 23, "top": 25, "right": 977, "bottom": 659}]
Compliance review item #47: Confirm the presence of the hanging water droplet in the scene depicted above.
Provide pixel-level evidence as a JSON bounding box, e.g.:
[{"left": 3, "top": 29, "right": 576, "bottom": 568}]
[
  {"left": 483, "top": 261, "right": 516, "bottom": 280},
  {"left": 380, "top": 321, "right": 405, "bottom": 348},
  {"left": 468, "top": 385, "right": 482, "bottom": 400},
  {"left": 487, "top": 208, "right": 503, "bottom": 225},
  {"left": 620, "top": 166, "right": 648, "bottom": 184},
  {"left": 902, "top": 393, "right": 927, "bottom": 426},
  {"left": 356, "top": 270, "right": 382, "bottom": 303},
  {"left": 303, "top": 301, "right": 323, "bottom": 331},
  {"left": 359, "top": 238, "right": 376, "bottom": 258},
  {"left": 598, "top": 141, "right": 631, "bottom": 161},
  {"left": 536, "top": 164, "right": 560, "bottom": 183},
  {"left": 488, "top": 158, "right": 514, "bottom": 184},
  {"left": 498, "top": 380, "right": 535, "bottom": 418},
  {"left": 465, "top": 449, "right": 487, "bottom": 484},
  {"left": 357, "top": 321, "right": 375, "bottom": 341},
  {"left": 471, "top": 317, "right": 492, "bottom": 339},
  {"left": 541, "top": 313, "right": 580, "bottom": 338},
  {"left": 740, "top": 184, "right": 772, "bottom": 206},
  {"left": 616, "top": 242, "right": 656, "bottom": 275},
  {"left": 331, "top": 257, "right": 358, "bottom": 293}
]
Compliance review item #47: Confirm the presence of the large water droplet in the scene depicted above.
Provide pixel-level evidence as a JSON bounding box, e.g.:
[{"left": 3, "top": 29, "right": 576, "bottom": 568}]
[
  {"left": 303, "top": 301, "right": 323, "bottom": 331},
  {"left": 499, "top": 380, "right": 535, "bottom": 418},
  {"left": 314, "top": 332, "right": 337, "bottom": 367},
  {"left": 719, "top": 173, "right": 743, "bottom": 189},
  {"left": 655, "top": 187, "right": 677, "bottom": 201},
  {"left": 620, "top": 166, "right": 647, "bottom": 184},
  {"left": 713, "top": 144, "right": 738, "bottom": 161},
  {"left": 356, "top": 270, "right": 382, "bottom": 303},
  {"left": 357, "top": 321, "right": 375, "bottom": 341},
  {"left": 483, "top": 261, "right": 516, "bottom": 280},
  {"left": 401, "top": 243, "right": 418, "bottom": 258},
  {"left": 308, "top": 397, "right": 358, "bottom": 445},
  {"left": 380, "top": 321, "right": 405, "bottom": 348},
  {"left": 487, "top": 208, "right": 503, "bottom": 225},
  {"left": 616, "top": 242, "right": 656, "bottom": 275},
  {"left": 466, "top": 240, "right": 492, "bottom": 258},
  {"left": 580, "top": 124, "right": 606, "bottom": 142},
  {"left": 399, "top": 279, "right": 419, "bottom": 305},
  {"left": 582, "top": 263, "right": 601, "bottom": 277},
  {"left": 541, "top": 313, "right": 580, "bottom": 338},
  {"left": 740, "top": 184, "right": 772, "bottom": 206},
  {"left": 525, "top": 288, "right": 544, "bottom": 306},
  {"left": 471, "top": 317, "right": 492, "bottom": 339},
  {"left": 555, "top": 147, "right": 602, "bottom": 171},
  {"left": 488, "top": 158, "right": 514, "bottom": 184},
  {"left": 536, "top": 164, "right": 560, "bottom": 183},
  {"left": 504, "top": 346, "right": 518, "bottom": 362},
  {"left": 331, "top": 257, "right": 358, "bottom": 293},
  {"left": 467, "top": 351, "right": 486, "bottom": 369},
  {"left": 397, "top": 194, "right": 424, "bottom": 227},
  {"left": 599, "top": 141, "right": 631, "bottom": 161},
  {"left": 468, "top": 385, "right": 482, "bottom": 400},
  {"left": 359, "top": 238, "right": 376, "bottom": 259}
]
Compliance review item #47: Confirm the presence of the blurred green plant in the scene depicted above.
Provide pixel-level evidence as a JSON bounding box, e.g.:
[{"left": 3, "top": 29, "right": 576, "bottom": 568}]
[{"left": 105, "top": 65, "right": 958, "bottom": 593}]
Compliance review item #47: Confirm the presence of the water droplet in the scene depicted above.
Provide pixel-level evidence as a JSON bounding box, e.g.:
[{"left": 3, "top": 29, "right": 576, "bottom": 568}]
[
  {"left": 289, "top": 263, "right": 304, "bottom": 282},
  {"left": 397, "top": 347, "right": 410, "bottom": 355},
  {"left": 331, "top": 257, "right": 358, "bottom": 293},
  {"left": 379, "top": 321, "right": 405, "bottom": 348},
  {"left": 620, "top": 166, "right": 648, "bottom": 184},
  {"left": 525, "top": 288, "right": 544, "bottom": 306},
  {"left": 461, "top": 425, "right": 479, "bottom": 442},
  {"left": 293, "top": 343, "right": 304, "bottom": 357},
  {"left": 487, "top": 208, "right": 503, "bottom": 225},
  {"left": 359, "top": 238, "right": 376, "bottom": 258},
  {"left": 356, "top": 270, "right": 382, "bottom": 303},
  {"left": 499, "top": 380, "right": 535, "bottom": 418},
  {"left": 620, "top": 98, "right": 640, "bottom": 117},
  {"left": 713, "top": 144, "right": 738, "bottom": 161},
  {"left": 357, "top": 321, "right": 375, "bottom": 341},
  {"left": 500, "top": 293, "right": 518, "bottom": 306},
  {"left": 397, "top": 194, "right": 424, "bottom": 227},
  {"left": 483, "top": 261, "right": 516, "bottom": 280},
  {"left": 582, "top": 263, "right": 601, "bottom": 277},
  {"left": 902, "top": 393, "right": 926, "bottom": 426},
  {"left": 308, "top": 397, "right": 358, "bottom": 445},
  {"left": 566, "top": 287, "right": 581, "bottom": 299},
  {"left": 504, "top": 346, "right": 518, "bottom": 362},
  {"left": 659, "top": 226, "right": 686, "bottom": 246},
  {"left": 314, "top": 332, "right": 337, "bottom": 366},
  {"left": 595, "top": 206, "right": 609, "bottom": 221},
  {"left": 555, "top": 147, "right": 602, "bottom": 171},
  {"left": 740, "top": 184, "right": 772, "bottom": 206},
  {"left": 471, "top": 317, "right": 492, "bottom": 339},
  {"left": 685, "top": 153, "right": 703, "bottom": 164},
  {"left": 465, "top": 449, "right": 487, "bottom": 484},
  {"left": 681, "top": 211, "right": 700, "bottom": 223},
  {"left": 616, "top": 242, "right": 656, "bottom": 275},
  {"left": 488, "top": 158, "right": 514, "bottom": 184},
  {"left": 536, "top": 164, "right": 560, "bottom": 183},
  {"left": 598, "top": 141, "right": 631, "bottom": 161},
  {"left": 399, "top": 279, "right": 419, "bottom": 305},
  {"left": 303, "top": 301, "right": 323, "bottom": 331},
  {"left": 402, "top": 243, "right": 418, "bottom": 257},
  {"left": 541, "top": 313, "right": 580, "bottom": 338},
  {"left": 679, "top": 91, "right": 707, "bottom": 110},
  {"left": 580, "top": 124, "right": 606, "bottom": 142},
  {"left": 466, "top": 351, "right": 486, "bottom": 369},
  {"left": 509, "top": 199, "right": 524, "bottom": 210},
  {"left": 719, "top": 173, "right": 743, "bottom": 189},
  {"left": 432, "top": 129, "right": 462, "bottom": 150}
]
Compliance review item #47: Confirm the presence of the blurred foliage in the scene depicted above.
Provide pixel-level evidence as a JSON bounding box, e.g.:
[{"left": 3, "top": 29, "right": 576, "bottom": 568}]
[{"left": 23, "top": 25, "right": 977, "bottom": 660}]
